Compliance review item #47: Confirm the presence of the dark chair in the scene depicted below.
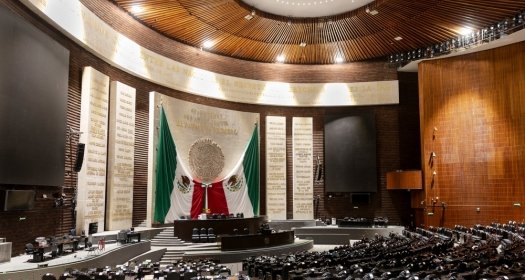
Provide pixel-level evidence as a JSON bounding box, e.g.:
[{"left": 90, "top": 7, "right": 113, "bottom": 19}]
[
  {"left": 208, "top": 228, "right": 216, "bottom": 242},
  {"left": 25, "top": 243, "right": 34, "bottom": 254},
  {"left": 49, "top": 243, "right": 58, "bottom": 258},
  {"left": 117, "top": 230, "right": 127, "bottom": 244},
  {"left": 199, "top": 227, "right": 208, "bottom": 242},
  {"left": 219, "top": 266, "right": 231, "bottom": 276},
  {"left": 94, "top": 272, "right": 108, "bottom": 280},
  {"left": 166, "top": 271, "right": 180, "bottom": 280},
  {"left": 191, "top": 228, "right": 200, "bottom": 243},
  {"left": 74, "top": 273, "right": 91, "bottom": 280},
  {"left": 113, "top": 271, "right": 125, "bottom": 280},
  {"left": 85, "top": 241, "right": 96, "bottom": 255},
  {"left": 58, "top": 272, "right": 71, "bottom": 280},
  {"left": 183, "top": 269, "right": 198, "bottom": 280},
  {"left": 41, "top": 273, "right": 57, "bottom": 280},
  {"left": 26, "top": 243, "right": 44, "bottom": 262}
]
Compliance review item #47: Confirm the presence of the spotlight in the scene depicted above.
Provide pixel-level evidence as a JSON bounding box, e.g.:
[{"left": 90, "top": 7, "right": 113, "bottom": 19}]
[
  {"left": 130, "top": 5, "right": 143, "bottom": 13},
  {"left": 202, "top": 40, "right": 214, "bottom": 49}
]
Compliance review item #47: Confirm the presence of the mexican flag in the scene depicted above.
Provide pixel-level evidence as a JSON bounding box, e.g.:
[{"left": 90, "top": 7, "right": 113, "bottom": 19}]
[{"left": 154, "top": 107, "right": 259, "bottom": 223}]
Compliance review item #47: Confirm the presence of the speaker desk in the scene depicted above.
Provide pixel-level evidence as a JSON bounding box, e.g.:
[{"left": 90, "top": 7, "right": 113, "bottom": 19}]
[
  {"left": 0, "top": 241, "right": 11, "bottom": 263},
  {"left": 219, "top": 231, "right": 294, "bottom": 251},
  {"left": 173, "top": 216, "right": 265, "bottom": 242}
]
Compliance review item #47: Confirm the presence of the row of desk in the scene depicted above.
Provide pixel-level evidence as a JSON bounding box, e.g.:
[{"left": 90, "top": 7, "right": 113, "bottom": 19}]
[
  {"left": 28, "top": 236, "right": 88, "bottom": 262},
  {"left": 172, "top": 217, "right": 295, "bottom": 251}
]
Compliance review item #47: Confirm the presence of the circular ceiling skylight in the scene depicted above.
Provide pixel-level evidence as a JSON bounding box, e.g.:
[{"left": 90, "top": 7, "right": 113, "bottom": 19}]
[{"left": 241, "top": 0, "right": 374, "bottom": 18}]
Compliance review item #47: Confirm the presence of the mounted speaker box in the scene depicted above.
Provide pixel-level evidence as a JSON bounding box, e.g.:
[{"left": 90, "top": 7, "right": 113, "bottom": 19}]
[{"left": 74, "top": 143, "right": 85, "bottom": 172}]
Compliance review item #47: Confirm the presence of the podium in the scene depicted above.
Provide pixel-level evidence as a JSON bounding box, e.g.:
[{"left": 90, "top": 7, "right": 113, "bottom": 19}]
[{"left": 0, "top": 239, "right": 11, "bottom": 263}]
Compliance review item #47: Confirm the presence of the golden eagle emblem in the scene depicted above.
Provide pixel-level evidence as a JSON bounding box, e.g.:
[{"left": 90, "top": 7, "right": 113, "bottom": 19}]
[
  {"left": 225, "top": 175, "right": 243, "bottom": 192},
  {"left": 176, "top": 175, "right": 191, "bottom": 194}
]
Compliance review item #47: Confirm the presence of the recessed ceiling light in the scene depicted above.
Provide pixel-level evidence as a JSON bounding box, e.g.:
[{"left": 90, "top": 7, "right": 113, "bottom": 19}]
[
  {"left": 394, "top": 36, "right": 403, "bottom": 41},
  {"left": 130, "top": 5, "right": 143, "bottom": 13},
  {"left": 203, "top": 40, "right": 214, "bottom": 49},
  {"left": 244, "top": 14, "right": 254, "bottom": 20},
  {"left": 299, "top": 42, "right": 307, "bottom": 47},
  {"left": 369, "top": 9, "right": 379, "bottom": 15},
  {"left": 276, "top": 54, "right": 285, "bottom": 63},
  {"left": 459, "top": 27, "right": 472, "bottom": 35},
  {"left": 335, "top": 56, "right": 344, "bottom": 63}
]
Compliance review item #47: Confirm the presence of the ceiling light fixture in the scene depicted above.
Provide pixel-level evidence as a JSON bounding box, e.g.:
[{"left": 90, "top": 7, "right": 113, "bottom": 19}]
[
  {"left": 369, "top": 9, "right": 379, "bottom": 15},
  {"left": 203, "top": 40, "right": 214, "bottom": 49},
  {"left": 299, "top": 42, "right": 307, "bottom": 47},
  {"left": 394, "top": 36, "right": 403, "bottom": 41},
  {"left": 130, "top": 5, "right": 143, "bottom": 13},
  {"left": 276, "top": 54, "right": 285, "bottom": 63},
  {"left": 244, "top": 14, "right": 253, "bottom": 20},
  {"left": 335, "top": 56, "right": 344, "bottom": 63},
  {"left": 390, "top": 10, "right": 525, "bottom": 66},
  {"left": 459, "top": 27, "right": 472, "bottom": 35}
]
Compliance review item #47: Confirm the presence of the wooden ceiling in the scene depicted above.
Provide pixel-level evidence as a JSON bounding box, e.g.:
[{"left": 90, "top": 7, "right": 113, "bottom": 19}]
[{"left": 111, "top": 0, "right": 524, "bottom": 64}]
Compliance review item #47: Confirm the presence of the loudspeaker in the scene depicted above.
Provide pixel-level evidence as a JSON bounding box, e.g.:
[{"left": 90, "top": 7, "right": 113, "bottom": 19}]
[{"left": 74, "top": 143, "right": 85, "bottom": 172}]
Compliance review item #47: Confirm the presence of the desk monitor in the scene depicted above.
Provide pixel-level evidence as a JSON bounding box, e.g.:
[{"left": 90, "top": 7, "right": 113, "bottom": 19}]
[{"left": 1, "top": 190, "right": 35, "bottom": 211}]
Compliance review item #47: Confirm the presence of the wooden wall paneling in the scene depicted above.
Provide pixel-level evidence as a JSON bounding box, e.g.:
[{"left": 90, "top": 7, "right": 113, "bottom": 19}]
[
  {"left": 386, "top": 171, "right": 422, "bottom": 190},
  {"left": 418, "top": 41, "right": 525, "bottom": 228},
  {"left": 132, "top": 92, "right": 149, "bottom": 227}
]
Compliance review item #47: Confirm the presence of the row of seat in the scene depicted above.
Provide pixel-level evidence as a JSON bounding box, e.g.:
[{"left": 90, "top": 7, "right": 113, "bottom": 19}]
[
  {"left": 191, "top": 227, "right": 217, "bottom": 243},
  {"left": 242, "top": 223, "right": 525, "bottom": 280},
  {"left": 191, "top": 226, "right": 254, "bottom": 243},
  {"left": 40, "top": 259, "right": 233, "bottom": 280}
]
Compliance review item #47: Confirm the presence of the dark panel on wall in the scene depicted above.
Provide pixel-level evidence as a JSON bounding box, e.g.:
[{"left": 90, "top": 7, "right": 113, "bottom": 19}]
[
  {"left": 0, "top": 4, "right": 69, "bottom": 186},
  {"left": 398, "top": 72, "right": 421, "bottom": 170},
  {"left": 324, "top": 113, "right": 377, "bottom": 193}
]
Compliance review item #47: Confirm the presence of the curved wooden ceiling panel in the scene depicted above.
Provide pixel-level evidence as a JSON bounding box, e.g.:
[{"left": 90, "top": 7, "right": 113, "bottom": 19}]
[{"left": 111, "top": 0, "right": 524, "bottom": 64}]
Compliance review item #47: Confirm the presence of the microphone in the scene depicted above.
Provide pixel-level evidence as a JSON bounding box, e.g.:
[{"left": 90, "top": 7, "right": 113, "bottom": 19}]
[
  {"left": 315, "top": 155, "right": 323, "bottom": 182},
  {"left": 69, "top": 127, "right": 83, "bottom": 135}
]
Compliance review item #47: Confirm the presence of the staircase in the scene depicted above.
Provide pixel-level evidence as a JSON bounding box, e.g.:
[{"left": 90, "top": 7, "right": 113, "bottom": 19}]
[
  {"left": 150, "top": 227, "right": 223, "bottom": 267},
  {"left": 150, "top": 227, "right": 186, "bottom": 247},
  {"left": 150, "top": 227, "right": 188, "bottom": 266}
]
